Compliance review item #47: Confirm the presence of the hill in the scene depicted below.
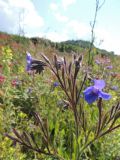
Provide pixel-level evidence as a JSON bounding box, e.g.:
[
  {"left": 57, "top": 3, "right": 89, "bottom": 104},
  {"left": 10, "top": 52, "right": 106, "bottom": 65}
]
[{"left": 0, "top": 31, "right": 114, "bottom": 57}]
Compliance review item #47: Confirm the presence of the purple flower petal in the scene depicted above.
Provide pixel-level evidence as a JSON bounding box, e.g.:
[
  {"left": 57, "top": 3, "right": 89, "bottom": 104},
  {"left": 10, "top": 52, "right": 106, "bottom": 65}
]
[
  {"left": 83, "top": 86, "right": 94, "bottom": 94},
  {"left": 26, "top": 64, "right": 31, "bottom": 71},
  {"left": 26, "top": 52, "right": 32, "bottom": 71},
  {"left": 26, "top": 52, "right": 32, "bottom": 64},
  {"left": 53, "top": 82, "right": 59, "bottom": 87},
  {"left": 84, "top": 92, "right": 98, "bottom": 104},
  {"left": 95, "top": 59, "right": 101, "bottom": 64},
  {"left": 98, "top": 91, "right": 111, "bottom": 100},
  {"left": 106, "top": 65, "right": 113, "bottom": 69},
  {"left": 84, "top": 79, "right": 111, "bottom": 104},
  {"left": 94, "top": 79, "right": 105, "bottom": 90}
]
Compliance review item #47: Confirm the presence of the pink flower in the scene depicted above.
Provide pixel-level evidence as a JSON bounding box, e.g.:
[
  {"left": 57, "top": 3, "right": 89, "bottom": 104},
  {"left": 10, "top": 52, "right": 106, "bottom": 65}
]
[{"left": 0, "top": 75, "right": 5, "bottom": 84}]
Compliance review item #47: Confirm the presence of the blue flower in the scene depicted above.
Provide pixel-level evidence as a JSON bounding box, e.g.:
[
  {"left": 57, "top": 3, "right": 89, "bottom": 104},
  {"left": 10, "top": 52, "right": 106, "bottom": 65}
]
[
  {"left": 106, "top": 65, "right": 113, "bottom": 69},
  {"left": 53, "top": 82, "right": 59, "bottom": 87},
  {"left": 83, "top": 79, "right": 111, "bottom": 104},
  {"left": 26, "top": 52, "right": 32, "bottom": 71}
]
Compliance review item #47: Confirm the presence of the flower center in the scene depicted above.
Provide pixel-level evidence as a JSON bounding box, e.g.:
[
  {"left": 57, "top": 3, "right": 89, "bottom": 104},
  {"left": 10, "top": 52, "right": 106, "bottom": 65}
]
[{"left": 92, "top": 87, "right": 99, "bottom": 94}]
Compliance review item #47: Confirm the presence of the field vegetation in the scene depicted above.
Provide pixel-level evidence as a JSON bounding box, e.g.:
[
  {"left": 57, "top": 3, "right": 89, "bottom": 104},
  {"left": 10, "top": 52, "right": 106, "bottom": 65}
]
[{"left": 0, "top": 30, "right": 120, "bottom": 160}]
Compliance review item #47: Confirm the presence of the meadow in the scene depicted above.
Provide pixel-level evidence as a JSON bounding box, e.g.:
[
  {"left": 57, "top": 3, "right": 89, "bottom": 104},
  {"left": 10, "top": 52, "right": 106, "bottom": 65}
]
[{"left": 0, "top": 32, "right": 120, "bottom": 160}]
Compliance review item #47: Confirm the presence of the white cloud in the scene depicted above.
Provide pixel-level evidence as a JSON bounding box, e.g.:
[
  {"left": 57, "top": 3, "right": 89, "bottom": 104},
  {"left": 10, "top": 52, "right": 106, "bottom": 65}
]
[
  {"left": 62, "top": 0, "right": 76, "bottom": 9},
  {"left": 0, "top": 0, "right": 44, "bottom": 35},
  {"left": 55, "top": 13, "right": 69, "bottom": 22},
  {"left": 44, "top": 31, "right": 69, "bottom": 42},
  {"left": 68, "top": 20, "right": 90, "bottom": 39},
  {"left": 95, "top": 28, "right": 111, "bottom": 47},
  {"left": 95, "top": 28, "right": 120, "bottom": 55},
  {"left": 49, "top": 2, "right": 68, "bottom": 23},
  {"left": 49, "top": 2, "right": 58, "bottom": 11},
  {"left": 25, "top": 31, "right": 43, "bottom": 38}
]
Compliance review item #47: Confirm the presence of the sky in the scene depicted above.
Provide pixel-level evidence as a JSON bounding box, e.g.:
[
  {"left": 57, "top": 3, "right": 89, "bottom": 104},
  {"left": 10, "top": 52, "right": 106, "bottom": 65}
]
[{"left": 0, "top": 0, "right": 120, "bottom": 55}]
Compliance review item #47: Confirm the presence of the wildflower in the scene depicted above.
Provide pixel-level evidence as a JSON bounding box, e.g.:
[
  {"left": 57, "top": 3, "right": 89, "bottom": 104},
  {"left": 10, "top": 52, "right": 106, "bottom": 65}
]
[
  {"left": 0, "top": 75, "right": 5, "bottom": 84},
  {"left": 11, "top": 79, "right": 20, "bottom": 87},
  {"left": 50, "top": 82, "right": 59, "bottom": 92},
  {"left": 95, "top": 59, "right": 101, "bottom": 65},
  {"left": 11, "top": 80, "right": 17, "bottom": 87},
  {"left": 106, "top": 65, "right": 113, "bottom": 69},
  {"left": 53, "top": 82, "right": 59, "bottom": 87},
  {"left": 83, "top": 79, "right": 111, "bottom": 104},
  {"left": 26, "top": 52, "right": 32, "bottom": 71}
]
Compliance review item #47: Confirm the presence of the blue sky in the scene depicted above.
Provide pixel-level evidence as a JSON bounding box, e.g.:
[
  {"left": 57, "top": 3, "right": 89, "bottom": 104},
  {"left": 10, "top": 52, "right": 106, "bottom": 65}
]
[{"left": 0, "top": 0, "right": 120, "bottom": 55}]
